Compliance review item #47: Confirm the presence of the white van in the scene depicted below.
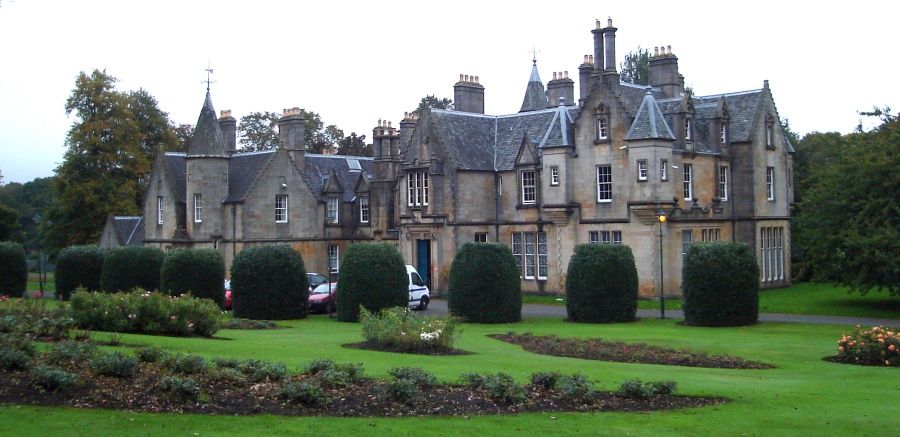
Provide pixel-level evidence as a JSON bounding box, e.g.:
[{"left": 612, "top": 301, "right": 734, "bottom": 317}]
[{"left": 406, "top": 265, "right": 430, "bottom": 310}]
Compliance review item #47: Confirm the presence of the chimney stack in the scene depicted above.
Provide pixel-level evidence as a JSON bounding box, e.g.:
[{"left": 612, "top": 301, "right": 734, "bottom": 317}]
[
  {"left": 218, "top": 110, "right": 237, "bottom": 155},
  {"left": 603, "top": 18, "right": 617, "bottom": 72},
  {"left": 592, "top": 20, "right": 605, "bottom": 72},
  {"left": 453, "top": 73, "right": 485, "bottom": 114},
  {"left": 547, "top": 71, "right": 575, "bottom": 107},
  {"left": 649, "top": 44, "right": 684, "bottom": 98},
  {"left": 579, "top": 55, "right": 593, "bottom": 101},
  {"left": 278, "top": 107, "right": 306, "bottom": 170}
]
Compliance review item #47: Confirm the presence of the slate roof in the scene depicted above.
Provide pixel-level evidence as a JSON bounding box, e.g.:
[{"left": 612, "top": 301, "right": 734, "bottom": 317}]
[
  {"left": 164, "top": 153, "right": 187, "bottom": 202},
  {"left": 428, "top": 106, "right": 578, "bottom": 171},
  {"left": 625, "top": 90, "right": 675, "bottom": 141},
  {"left": 226, "top": 151, "right": 275, "bottom": 202},
  {"left": 188, "top": 92, "right": 227, "bottom": 156},
  {"left": 304, "top": 155, "right": 374, "bottom": 202},
  {"left": 112, "top": 216, "right": 144, "bottom": 245},
  {"left": 520, "top": 63, "right": 548, "bottom": 112},
  {"left": 694, "top": 90, "right": 763, "bottom": 143}
]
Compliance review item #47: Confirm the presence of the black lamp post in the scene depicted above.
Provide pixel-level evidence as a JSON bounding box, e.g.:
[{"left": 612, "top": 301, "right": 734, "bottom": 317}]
[{"left": 657, "top": 209, "right": 666, "bottom": 320}]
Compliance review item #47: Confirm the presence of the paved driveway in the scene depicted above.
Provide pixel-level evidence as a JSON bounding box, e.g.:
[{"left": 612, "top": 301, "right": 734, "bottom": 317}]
[{"left": 423, "top": 298, "right": 899, "bottom": 327}]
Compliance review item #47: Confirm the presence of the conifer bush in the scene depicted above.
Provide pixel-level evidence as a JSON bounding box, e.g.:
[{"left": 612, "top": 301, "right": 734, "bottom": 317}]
[
  {"left": 565, "top": 244, "right": 638, "bottom": 323},
  {"left": 682, "top": 242, "right": 759, "bottom": 327},
  {"left": 160, "top": 248, "right": 225, "bottom": 307},
  {"left": 55, "top": 245, "right": 105, "bottom": 300},
  {"left": 447, "top": 243, "right": 521, "bottom": 323},
  {"left": 335, "top": 243, "right": 407, "bottom": 322},
  {"left": 0, "top": 242, "right": 27, "bottom": 297},
  {"left": 99, "top": 246, "right": 165, "bottom": 292},
  {"left": 230, "top": 245, "right": 308, "bottom": 320}
]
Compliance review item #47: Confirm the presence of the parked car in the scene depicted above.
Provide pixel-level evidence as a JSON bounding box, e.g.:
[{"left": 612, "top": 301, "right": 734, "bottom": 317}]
[
  {"left": 307, "top": 272, "right": 327, "bottom": 292},
  {"left": 224, "top": 280, "right": 232, "bottom": 310},
  {"left": 407, "top": 265, "right": 430, "bottom": 310},
  {"left": 308, "top": 282, "right": 337, "bottom": 314}
]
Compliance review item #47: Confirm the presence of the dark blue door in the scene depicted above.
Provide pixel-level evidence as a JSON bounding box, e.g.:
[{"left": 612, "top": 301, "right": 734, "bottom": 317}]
[{"left": 416, "top": 239, "right": 431, "bottom": 287}]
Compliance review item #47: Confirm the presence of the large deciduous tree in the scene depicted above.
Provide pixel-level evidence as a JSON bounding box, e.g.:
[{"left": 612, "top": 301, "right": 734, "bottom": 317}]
[
  {"left": 795, "top": 108, "right": 899, "bottom": 295},
  {"left": 237, "top": 111, "right": 280, "bottom": 151},
  {"left": 335, "top": 133, "right": 372, "bottom": 157},
  {"left": 620, "top": 47, "right": 650, "bottom": 85},
  {"left": 46, "top": 70, "right": 175, "bottom": 248},
  {"left": 411, "top": 95, "right": 452, "bottom": 117}
]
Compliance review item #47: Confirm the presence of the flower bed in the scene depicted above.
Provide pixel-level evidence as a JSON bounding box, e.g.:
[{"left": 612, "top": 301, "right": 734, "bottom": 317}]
[
  {"left": 70, "top": 290, "right": 223, "bottom": 337},
  {"left": 0, "top": 337, "right": 725, "bottom": 416},
  {"left": 0, "top": 299, "right": 74, "bottom": 341},
  {"left": 830, "top": 326, "right": 899, "bottom": 367},
  {"left": 490, "top": 333, "right": 773, "bottom": 369},
  {"left": 350, "top": 307, "right": 465, "bottom": 354}
]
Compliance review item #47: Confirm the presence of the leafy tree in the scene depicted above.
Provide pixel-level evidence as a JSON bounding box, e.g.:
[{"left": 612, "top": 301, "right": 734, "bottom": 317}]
[
  {"left": 171, "top": 123, "right": 194, "bottom": 152},
  {"left": 795, "top": 109, "right": 899, "bottom": 295},
  {"left": 0, "top": 202, "right": 16, "bottom": 240},
  {"left": 411, "top": 95, "right": 452, "bottom": 117},
  {"left": 46, "top": 69, "right": 172, "bottom": 248},
  {"left": 620, "top": 47, "right": 650, "bottom": 85},
  {"left": 309, "top": 124, "right": 343, "bottom": 154},
  {"left": 335, "top": 133, "right": 372, "bottom": 157},
  {"left": 0, "top": 177, "right": 56, "bottom": 246},
  {"left": 237, "top": 111, "right": 280, "bottom": 151}
]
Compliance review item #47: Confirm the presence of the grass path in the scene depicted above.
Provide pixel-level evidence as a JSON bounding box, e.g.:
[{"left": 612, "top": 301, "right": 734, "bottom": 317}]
[{"left": 2, "top": 316, "right": 897, "bottom": 436}]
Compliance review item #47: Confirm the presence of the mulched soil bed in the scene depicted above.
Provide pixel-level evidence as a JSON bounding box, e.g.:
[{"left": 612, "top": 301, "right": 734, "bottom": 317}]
[
  {"left": 0, "top": 364, "right": 724, "bottom": 416},
  {"left": 343, "top": 341, "right": 473, "bottom": 356},
  {"left": 490, "top": 333, "right": 774, "bottom": 369}
]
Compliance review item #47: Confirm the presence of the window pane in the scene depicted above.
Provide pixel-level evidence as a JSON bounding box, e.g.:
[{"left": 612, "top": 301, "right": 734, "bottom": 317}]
[
  {"left": 525, "top": 232, "right": 535, "bottom": 278},
  {"left": 683, "top": 165, "right": 693, "bottom": 200},
  {"left": 512, "top": 233, "right": 523, "bottom": 276},
  {"left": 597, "top": 165, "right": 612, "bottom": 201},
  {"left": 522, "top": 171, "right": 535, "bottom": 204},
  {"left": 537, "top": 232, "right": 547, "bottom": 279},
  {"left": 589, "top": 231, "right": 598, "bottom": 244}
]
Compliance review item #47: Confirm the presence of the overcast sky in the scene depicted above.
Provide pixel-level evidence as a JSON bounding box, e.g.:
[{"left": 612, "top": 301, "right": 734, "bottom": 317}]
[{"left": 1, "top": 0, "right": 896, "bottom": 183}]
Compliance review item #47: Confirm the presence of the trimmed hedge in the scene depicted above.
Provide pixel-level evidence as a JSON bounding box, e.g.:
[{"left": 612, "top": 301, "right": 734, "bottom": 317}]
[
  {"left": 100, "top": 246, "right": 165, "bottom": 292},
  {"left": 160, "top": 248, "right": 225, "bottom": 307},
  {"left": 230, "top": 245, "right": 308, "bottom": 320},
  {"left": 448, "top": 243, "right": 521, "bottom": 323},
  {"left": 565, "top": 244, "right": 638, "bottom": 323},
  {"left": 55, "top": 245, "right": 105, "bottom": 300},
  {"left": 682, "top": 242, "right": 759, "bottom": 327},
  {"left": 0, "top": 242, "right": 27, "bottom": 297},
  {"left": 335, "top": 243, "right": 407, "bottom": 322}
]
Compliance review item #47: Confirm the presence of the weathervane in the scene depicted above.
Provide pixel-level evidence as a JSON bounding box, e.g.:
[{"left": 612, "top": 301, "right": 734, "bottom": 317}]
[
  {"left": 204, "top": 62, "right": 215, "bottom": 92},
  {"left": 529, "top": 45, "right": 541, "bottom": 65}
]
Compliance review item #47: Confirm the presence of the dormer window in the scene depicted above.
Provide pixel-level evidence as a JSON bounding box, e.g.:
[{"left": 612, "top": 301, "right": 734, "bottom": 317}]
[
  {"left": 359, "top": 195, "right": 369, "bottom": 223},
  {"left": 720, "top": 122, "right": 728, "bottom": 144},
  {"left": 521, "top": 170, "right": 536, "bottom": 204},
  {"left": 326, "top": 196, "right": 340, "bottom": 223},
  {"left": 765, "top": 115, "right": 775, "bottom": 149},
  {"left": 684, "top": 117, "right": 693, "bottom": 142}
]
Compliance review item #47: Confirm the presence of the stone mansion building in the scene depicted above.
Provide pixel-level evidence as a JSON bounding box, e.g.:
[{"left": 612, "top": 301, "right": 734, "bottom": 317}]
[{"left": 142, "top": 19, "right": 793, "bottom": 296}]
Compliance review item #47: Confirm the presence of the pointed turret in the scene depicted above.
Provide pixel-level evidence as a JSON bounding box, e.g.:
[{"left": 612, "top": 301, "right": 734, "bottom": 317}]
[
  {"left": 625, "top": 89, "right": 675, "bottom": 141},
  {"left": 519, "top": 60, "right": 548, "bottom": 112},
  {"left": 188, "top": 92, "right": 227, "bottom": 156}
]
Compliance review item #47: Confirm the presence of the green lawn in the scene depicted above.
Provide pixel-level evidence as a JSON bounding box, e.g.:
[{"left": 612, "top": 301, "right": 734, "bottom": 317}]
[
  {"left": 26, "top": 272, "right": 55, "bottom": 293},
  {"left": 1, "top": 315, "right": 897, "bottom": 436},
  {"left": 523, "top": 282, "right": 900, "bottom": 319}
]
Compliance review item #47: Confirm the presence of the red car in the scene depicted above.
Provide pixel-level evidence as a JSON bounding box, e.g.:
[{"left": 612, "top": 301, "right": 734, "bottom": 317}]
[
  {"left": 308, "top": 282, "right": 337, "bottom": 314},
  {"left": 224, "top": 280, "right": 232, "bottom": 310}
]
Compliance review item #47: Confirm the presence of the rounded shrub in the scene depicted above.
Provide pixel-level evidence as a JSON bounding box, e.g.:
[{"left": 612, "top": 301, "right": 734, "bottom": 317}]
[
  {"left": 565, "top": 244, "right": 638, "bottom": 323},
  {"left": 447, "top": 242, "right": 521, "bottom": 323},
  {"left": 682, "top": 242, "right": 759, "bottom": 327},
  {"left": 160, "top": 248, "right": 225, "bottom": 307},
  {"left": 230, "top": 245, "right": 308, "bottom": 320},
  {"left": 0, "top": 242, "right": 27, "bottom": 297},
  {"left": 335, "top": 243, "right": 407, "bottom": 322},
  {"left": 100, "top": 246, "right": 165, "bottom": 292},
  {"left": 55, "top": 245, "right": 105, "bottom": 300}
]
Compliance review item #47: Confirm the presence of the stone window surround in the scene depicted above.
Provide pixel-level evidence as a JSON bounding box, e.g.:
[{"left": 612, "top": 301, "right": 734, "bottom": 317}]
[
  {"left": 521, "top": 170, "right": 536, "bottom": 204},
  {"left": 637, "top": 159, "right": 648, "bottom": 182},
  {"left": 549, "top": 166, "right": 559, "bottom": 186},
  {"left": 275, "top": 194, "right": 288, "bottom": 223},
  {"left": 359, "top": 194, "right": 369, "bottom": 224},
  {"left": 766, "top": 167, "right": 775, "bottom": 201},
  {"left": 157, "top": 196, "right": 164, "bottom": 225},
  {"left": 193, "top": 193, "right": 202, "bottom": 223},
  {"left": 407, "top": 171, "right": 429, "bottom": 207},
  {"left": 512, "top": 231, "right": 547, "bottom": 280},
  {"left": 589, "top": 230, "right": 622, "bottom": 244},
  {"left": 596, "top": 164, "right": 612, "bottom": 203},
  {"left": 326, "top": 196, "right": 340, "bottom": 223},
  {"left": 683, "top": 164, "right": 693, "bottom": 201},
  {"left": 719, "top": 166, "right": 729, "bottom": 201}
]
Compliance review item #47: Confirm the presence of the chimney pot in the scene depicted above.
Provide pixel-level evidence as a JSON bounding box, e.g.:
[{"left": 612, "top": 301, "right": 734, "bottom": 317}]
[
  {"left": 388, "top": 121, "right": 392, "bottom": 127},
  {"left": 654, "top": 46, "right": 659, "bottom": 56},
  {"left": 607, "top": 17, "right": 613, "bottom": 27},
  {"left": 459, "top": 73, "right": 464, "bottom": 82},
  {"left": 564, "top": 70, "right": 569, "bottom": 79},
  {"left": 552, "top": 71, "right": 557, "bottom": 80},
  {"left": 589, "top": 55, "right": 594, "bottom": 63},
  {"left": 475, "top": 75, "right": 479, "bottom": 83},
  {"left": 596, "top": 19, "right": 601, "bottom": 29},
  {"left": 667, "top": 45, "right": 672, "bottom": 55}
]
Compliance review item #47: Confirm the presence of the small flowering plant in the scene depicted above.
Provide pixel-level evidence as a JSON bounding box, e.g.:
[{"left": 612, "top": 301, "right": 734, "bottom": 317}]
[
  {"left": 360, "top": 307, "right": 459, "bottom": 352},
  {"left": 834, "top": 325, "right": 899, "bottom": 367}
]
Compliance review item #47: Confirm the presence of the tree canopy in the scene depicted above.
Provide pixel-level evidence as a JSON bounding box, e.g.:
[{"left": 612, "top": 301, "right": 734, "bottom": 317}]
[
  {"left": 46, "top": 69, "right": 176, "bottom": 248},
  {"left": 794, "top": 108, "right": 899, "bottom": 295},
  {"left": 620, "top": 47, "right": 650, "bottom": 86},
  {"left": 0, "top": 177, "right": 56, "bottom": 247},
  {"left": 237, "top": 111, "right": 280, "bottom": 151},
  {"left": 411, "top": 95, "right": 452, "bottom": 117},
  {"left": 335, "top": 132, "right": 371, "bottom": 157}
]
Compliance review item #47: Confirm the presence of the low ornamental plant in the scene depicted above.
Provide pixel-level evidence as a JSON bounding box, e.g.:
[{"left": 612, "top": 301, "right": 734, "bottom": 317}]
[
  {"left": 70, "top": 289, "right": 222, "bottom": 337},
  {"left": 159, "top": 375, "right": 200, "bottom": 401},
  {"left": 0, "top": 298, "right": 75, "bottom": 340},
  {"left": 482, "top": 372, "right": 526, "bottom": 405},
  {"left": 617, "top": 379, "right": 677, "bottom": 399},
  {"left": 835, "top": 325, "right": 899, "bottom": 367},
  {"left": 360, "top": 306, "right": 458, "bottom": 352},
  {"left": 89, "top": 351, "right": 137, "bottom": 378},
  {"left": 279, "top": 381, "right": 327, "bottom": 407},
  {"left": 46, "top": 340, "right": 97, "bottom": 365},
  {"left": 31, "top": 365, "right": 80, "bottom": 391}
]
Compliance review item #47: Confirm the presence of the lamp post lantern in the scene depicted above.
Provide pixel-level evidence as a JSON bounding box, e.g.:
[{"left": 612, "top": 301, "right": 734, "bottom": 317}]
[{"left": 657, "top": 211, "right": 666, "bottom": 320}]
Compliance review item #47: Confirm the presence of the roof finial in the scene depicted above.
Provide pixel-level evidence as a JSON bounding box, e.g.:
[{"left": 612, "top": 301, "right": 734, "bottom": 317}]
[
  {"left": 204, "top": 62, "right": 215, "bottom": 92},
  {"left": 529, "top": 45, "right": 540, "bottom": 65}
]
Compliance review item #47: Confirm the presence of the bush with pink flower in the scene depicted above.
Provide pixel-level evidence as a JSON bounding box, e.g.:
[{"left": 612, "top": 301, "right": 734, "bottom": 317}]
[{"left": 834, "top": 325, "right": 899, "bottom": 367}]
